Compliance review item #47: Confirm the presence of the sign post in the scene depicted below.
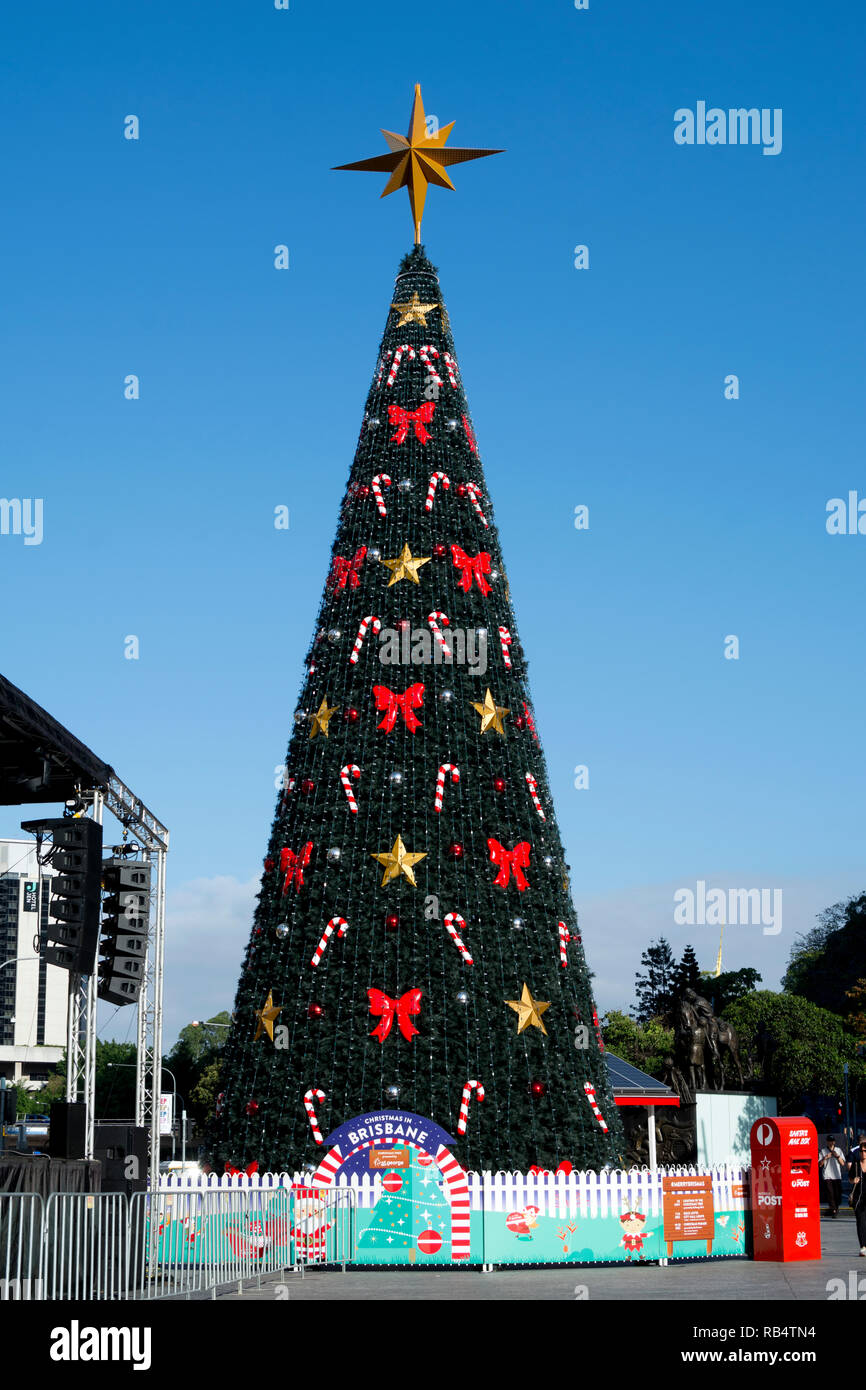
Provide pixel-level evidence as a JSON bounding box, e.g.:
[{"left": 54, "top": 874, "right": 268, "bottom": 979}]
[{"left": 158, "top": 1091, "right": 174, "bottom": 1162}]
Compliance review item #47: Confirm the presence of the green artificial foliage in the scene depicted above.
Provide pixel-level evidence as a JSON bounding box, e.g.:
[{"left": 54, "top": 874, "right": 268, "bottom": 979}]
[{"left": 212, "top": 247, "right": 624, "bottom": 1172}]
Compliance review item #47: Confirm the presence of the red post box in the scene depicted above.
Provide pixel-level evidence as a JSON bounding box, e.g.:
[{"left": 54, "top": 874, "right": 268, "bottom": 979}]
[{"left": 749, "top": 1116, "right": 822, "bottom": 1261}]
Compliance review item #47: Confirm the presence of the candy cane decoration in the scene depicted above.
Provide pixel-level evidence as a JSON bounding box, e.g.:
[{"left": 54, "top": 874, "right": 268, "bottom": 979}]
[
  {"left": 349, "top": 615, "right": 381, "bottom": 665},
  {"left": 371, "top": 474, "right": 392, "bottom": 517},
  {"left": 311, "top": 916, "right": 349, "bottom": 968},
  {"left": 583, "top": 1081, "right": 609, "bottom": 1133},
  {"left": 427, "top": 611, "right": 452, "bottom": 659},
  {"left": 424, "top": 471, "right": 450, "bottom": 513},
  {"left": 558, "top": 921, "right": 570, "bottom": 969},
  {"left": 434, "top": 763, "right": 460, "bottom": 812},
  {"left": 465, "top": 482, "right": 488, "bottom": 528},
  {"left": 385, "top": 345, "right": 416, "bottom": 387},
  {"left": 339, "top": 765, "right": 361, "bottom": 814},
  {"left": 303, "top": 1088, "right": 325, "bottom": 1145},
  {"left": 498, "top": 626, "right": 512, "bottom": 670},
  {"left": 456, "top": 1079, "right": 484, "bottom": 1135},
  {"left": 418, "top": 345, "right": 444, "bottom": 388},
  {"left": 525, "top": 772, "right": 546, "bottom": 821},
  {"left": 444, "top": 912, "right": 473, "bottom": 965}
]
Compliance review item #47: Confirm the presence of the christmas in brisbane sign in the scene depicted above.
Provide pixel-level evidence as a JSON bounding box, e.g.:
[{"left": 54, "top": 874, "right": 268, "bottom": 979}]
[{"left": 318, "top": 1109, "right": 456, "bottom": 1180}]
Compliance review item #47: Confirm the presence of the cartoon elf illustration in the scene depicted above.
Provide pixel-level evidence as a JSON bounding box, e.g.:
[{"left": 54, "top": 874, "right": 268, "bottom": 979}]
[{"left": 619, "top": 1209, "right": 648, "bottom": 1261}]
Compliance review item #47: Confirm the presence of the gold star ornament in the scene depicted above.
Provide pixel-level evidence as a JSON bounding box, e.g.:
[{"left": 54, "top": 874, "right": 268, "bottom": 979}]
[
  {"left": 506, "top": 983, "right": 550, "bottom": 1035},
  {"left": 381, "top": 543, "right": 430, "bottom": 587},
  {"left": 309, "top": 697, "right": 339, "bottom": 739},
  {"left": 371, "top": 834, "right": 427, "bottom": 887},
  {"left": 471, "top": 688, "right": 510, "bottom": 736},
  {"left": 333, "top": 84, "right": 504, "bottom": 244},
  {"left": 254, "top": 990, "right": 282, "bottom": 1042},
  {"left": 391, "top": 292, "right": 439, "bottom": 328}
]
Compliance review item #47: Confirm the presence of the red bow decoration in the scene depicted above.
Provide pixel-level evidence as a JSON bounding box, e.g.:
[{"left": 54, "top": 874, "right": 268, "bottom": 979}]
[
  {"left": 523, "top": 701, "right": 539, "bottom": 742},
  {"left": 487, "top": 839, "right": 531, "bottom": 891},
  {"left": 450, "top": 544, "right": 492, "bottom": 595},
  {"left": 224, "top": 1161, "right": 259, "bottom": 1178},
  {"left": 372, "top": 683, "right": 425, "bottom": 733},
  {"left": 367, "top": 987, "right": 423, "bottom": 1043},
  {"left": 280, "top": 842, "right": 313, "bottom": 894},
  {"left": 388, "top": 401, "right": 436, "bottom": 444},
  {"left": 528, "top": 1161, "right": 573, "bottom": 1177},
  {"left": 462, "top": 414, "right": 477, "bottom": 453},
  {"left": 331, "top": 546, "right": 367, "bottom": 590}
]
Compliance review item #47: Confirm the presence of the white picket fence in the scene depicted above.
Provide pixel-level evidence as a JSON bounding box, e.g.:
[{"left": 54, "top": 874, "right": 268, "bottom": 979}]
[{"left": 160, "top": 1163, "right": 750, "bottom": 1219}]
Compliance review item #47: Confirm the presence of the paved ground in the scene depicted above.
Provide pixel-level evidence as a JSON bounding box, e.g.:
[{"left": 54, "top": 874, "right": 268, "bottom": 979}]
[{"left": 216, "top": 1212, "right": 865, "bottom": 1301}]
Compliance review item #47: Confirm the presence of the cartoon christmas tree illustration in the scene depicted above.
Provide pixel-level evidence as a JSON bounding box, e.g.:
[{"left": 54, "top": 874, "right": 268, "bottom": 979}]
[
  {"left": 213, "top": 87, "right": 624, "bottom": 1173},
  {"left": 358, "top": 1153, "right": 451, "bottom": 1259}
]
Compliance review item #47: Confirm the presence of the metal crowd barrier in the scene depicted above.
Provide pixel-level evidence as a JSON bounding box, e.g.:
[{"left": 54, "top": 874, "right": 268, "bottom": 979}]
[
  {"left": 291, "top": 1185, "right": 355, "bottom": 1273},
  {"left": 44, "top": 1192, "right": 129, "bottom": 1300},
  {"left": 0, "top": 1183, "right": 357, "bottom": 1301},
  {"left": 0, "top": 1192, "right": 44, "bottom": 1300}
]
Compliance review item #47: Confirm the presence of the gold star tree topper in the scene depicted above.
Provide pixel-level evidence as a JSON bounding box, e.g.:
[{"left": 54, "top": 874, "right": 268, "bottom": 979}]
[
  {"left": 472, "top": 688, "right": 510, "bottom": 736},
  {"left": 333, "top": 85, "right": 503, "bottom": 244},
  {"left": 254, "top": 990, "right": 283, "bottom": 1042},
  {"left": 371, "top": 834, "right": 427, "bottom": 887},
  {"left": 380, "top": 543, "right": 430, "bottom": 586},
  {"left": 506, "top": 984, "right": 550, "bottom": 1035}
]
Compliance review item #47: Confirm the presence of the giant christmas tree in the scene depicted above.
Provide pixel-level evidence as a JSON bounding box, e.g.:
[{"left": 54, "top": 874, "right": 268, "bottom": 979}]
[{"left": 213, "top": 89, "right": 624, "bottom": 1172}]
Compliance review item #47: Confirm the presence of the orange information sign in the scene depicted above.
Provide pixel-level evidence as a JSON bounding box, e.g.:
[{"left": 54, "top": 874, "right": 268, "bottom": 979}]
[
  {"left": 662, "top": 1175, "right": 714, "bottom": 1256},
  {"left": 369, "top": 1147, "right": 410, "bottom": 1169}
]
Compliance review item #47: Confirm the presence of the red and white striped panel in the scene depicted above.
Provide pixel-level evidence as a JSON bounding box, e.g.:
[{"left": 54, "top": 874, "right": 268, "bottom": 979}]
[{"left": 434, "top": 1144, "right": 471, "bottom": 1261}]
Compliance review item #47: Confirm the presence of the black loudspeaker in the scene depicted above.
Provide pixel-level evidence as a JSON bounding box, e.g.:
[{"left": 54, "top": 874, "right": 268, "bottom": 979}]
[
  {"left": 97, "top": 859, "right": 151, "bottom": 1007},
  {"left": 93, "top": 1124, "right": 148, "bottom": 1194},
  {"left": 49, "top": 1101, "right": 87, "bottom": 1159}
]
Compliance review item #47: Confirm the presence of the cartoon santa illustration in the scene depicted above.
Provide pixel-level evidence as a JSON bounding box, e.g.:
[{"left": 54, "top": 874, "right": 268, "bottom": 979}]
[{"left": 505, "top": 1205, "right": 542, "bottom": 1241}]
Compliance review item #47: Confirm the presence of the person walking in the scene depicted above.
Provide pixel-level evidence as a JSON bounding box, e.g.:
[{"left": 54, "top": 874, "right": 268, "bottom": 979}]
[
  {"left": 848, "top": 1140, "right": 866, "bottom": 1256},
  {"left": 819, "top": 1136, "right": 845, "bottom": 1217}
]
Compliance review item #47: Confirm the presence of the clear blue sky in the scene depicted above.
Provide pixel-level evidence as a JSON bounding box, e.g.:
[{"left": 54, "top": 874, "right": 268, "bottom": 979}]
[{"left": 1, "top": 0, "right": 863, "bottom": 1041}]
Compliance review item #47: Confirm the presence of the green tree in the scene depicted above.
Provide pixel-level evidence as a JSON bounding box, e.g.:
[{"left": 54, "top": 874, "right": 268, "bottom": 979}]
[
  {"left": 211, "top": 245, "right": 624, "bottom": 1174},
  {"left": 673, "top": 944, "right": 702, "bottom": 997},
  {"left": 782, "top": 895, "right": 864, "bottom": 1008},
  {"left": 700, "top": 967, "right": 762, "bottom": 1016},
  {"left": 633, "top": 938, "right": 677, "bottom": 1023},
  {"left": 601, "top": 1010, "right": 673, "bottom": 1079},
  {"left": 94, "top": 1041, "right": 138, "bottom": 1118},
  {"left": 166, "top": 1013, "right": 230, "bottom": 1126},
  {"left": 724, "top": 990, "right": 865, "bottom": 1109},
  {"left": 190, "top": 1059, "right": 222, "bottom": 1120}
]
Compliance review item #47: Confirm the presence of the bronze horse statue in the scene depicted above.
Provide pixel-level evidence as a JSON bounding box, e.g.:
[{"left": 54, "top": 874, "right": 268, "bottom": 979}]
[{"left": 681, "top": 989, "right": 744, "bottom": 1091}]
